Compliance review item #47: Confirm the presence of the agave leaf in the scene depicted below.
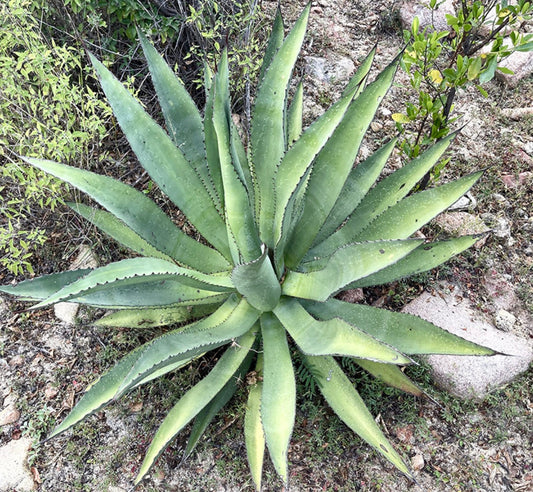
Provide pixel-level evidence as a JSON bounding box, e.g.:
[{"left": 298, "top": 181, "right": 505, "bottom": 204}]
[
  {"left": 286, "top": 81, "right": 303, "bottom": 146},
  {"left": 348, "top": 235, "right": 481, "bottom": 288},
  {"left": 310, "top": 133, "right": 457, "bottom": 258},
  {"left": 212, "top": 51, "right": 260, "bottom": 263},
  {"left": 22, "top": 157, "right": 230, "bottom": 274},
  {"left": 204, "top": 69, "right": 224, "bottom": 210},
  {"left": 94, "top": 304, "right": 220, "bottom": 328},
  {"left": 135, "top": 328, "right": 257, "bottom": 484},
  {"left": 67, "top": 202, "right": 173, "bottom": 262},
  {"left": 31, "top": 257, "right": 234, "bottom": 310},
  {"left": 245, "top": 354, "right": 265, "bottom": 492},
  {"left": 115, "top": 295, "right": 260, "bottom": 397},
  {"left": 285, "top": 53, "right": 400, "bottom": 268},
  {"left": 356, "top": 171, "right": 484, "bottom": 241},
  {"left": 138, "top": 30, "right": 217, "bottom": 205},
  {"left": 0, "top": 269, "right": 92, "bottom": 300},
  {"left": 251, "top": 3, "right": 310, "bottom": 247},
  {"left": 184, "top": 344, "right": 255, "bottom": 459},
  {"left": 89, "top": 54, "right": 231, "bottom": 260},
  {"left": 48, "top": 342, "right": 148, "bottom": 438},
  {"left": 260, "top": 313, "right": 295, "bottom": 483},
  {"left": 231, "top": 117, "right": 254, "bottom": 205},
  {"left": 49, "top": 296, "right": 257, "bottom": 439},
  {"left": 283, "top": 239, "right": 423, "bottom": 301},
  {"left": 258, "top": 7, "right": 284, "bottom": 84},
  {"left": 273, "top": 81, "right": 357, "bottom": 249},
  {"left": 231, "top": 247, "right": 281, "bottom": 312},
  {"left": 354, "top": 359, "right": 424, "bottom": 397},
  {"left": 303, "top": 298, "right": 495, "bottom": 355},
  {"left": 274, "top": 298, "right": 411, "bottom": 364},
  {"left": 302, "top": 355, "right": 413, "bottom": 479},
  {"left": 313, "top": 138, "right": 397, "bottom": 244}
]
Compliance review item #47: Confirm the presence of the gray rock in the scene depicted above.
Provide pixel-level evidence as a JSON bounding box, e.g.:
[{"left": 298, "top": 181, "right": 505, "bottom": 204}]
[
  {"left": 494, "top": 309, "right": 516, "bottom": 332},
  {"left": 495, "top": 39, "right": 533, "bottom": 88},
  {"left": 402, "top": 283, "right": 533, "bottom": 400},
  {"left": 304, "top": 55, "right": 355, "bottom": 84},
  {"left": 433, "top": 212, "right": 490, "bottom": 248},
  {"left": 0, "top": 437, "right": 35, "bottom": 491},
  {"left": 54, "top": 302, "right": 79, "bottom": 325},
  {"left": 399, "top": 0, "right": 455, "bottom": 32},
  {"left": 449, "top": 191, "right": 477, "bottom": 211}
]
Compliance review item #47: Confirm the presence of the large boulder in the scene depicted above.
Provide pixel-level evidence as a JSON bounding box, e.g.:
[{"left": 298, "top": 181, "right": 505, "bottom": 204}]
[{"left": 402, "top": 282, "right": 532, "bottom": 400}]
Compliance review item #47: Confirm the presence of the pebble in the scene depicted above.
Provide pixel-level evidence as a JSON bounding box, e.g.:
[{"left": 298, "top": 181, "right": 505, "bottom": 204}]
[
  {"left": 494, "top": 309, "right": 516, "bottom": 332},
  {"left": 0, "top": 404, "right": 20, "bottom": 426},
  {"left": 411, "top": 454, "right": 425, "bottom": 471}
]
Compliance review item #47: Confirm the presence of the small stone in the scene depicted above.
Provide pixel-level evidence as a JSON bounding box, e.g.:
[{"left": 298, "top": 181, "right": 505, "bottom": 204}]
[
  {"left": 395, "top": 424, "right": 415, "bottom": 444},
  {"left": 491, "top": 193, "right": 511, "bottom": 208},
  {"left": 494, "top": 309, "right": 516, "bottom": 332},
  {"left": 0, "top": 296, "right": 7, "bottom": 315},
  {"left": 337, "top": 289, "right": 365, "bottom": 303},
  {"left": 54, "top": 302, "right": 79, "bottom": 325},
  {"left": 70, "top": 244, "right": 98, "bottom": 270},
  {"left": 411, "top": 454, "right": 425, "bottom": 471},
  {"left": 9, "top": 355, "right": 24, "bottom": 367},
  {"left": 44, "top": 384, "right": 59, "bottom": 400},
  {"left": 370, "top": 121, "right": 383, "bottom": 132},
  {"left": 483, "top": 269, "right": 518, "bottom": 311},
  {"left": 399, "top": 0, "right": 455, "bottom": 31},
  {"left": 0, "top": 404, "right": 20, "bottom": 426},
  {"left": 449, "top": 192, "right": 477, "bottom": 211},
  {"left": 433, "top": 212, "right": 489, "bottom": 248}
]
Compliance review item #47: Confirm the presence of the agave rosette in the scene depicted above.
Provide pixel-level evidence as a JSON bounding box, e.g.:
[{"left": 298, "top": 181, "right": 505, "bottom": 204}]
[{"left": 1, "top": 5, "right": 494, "bottom": 488}]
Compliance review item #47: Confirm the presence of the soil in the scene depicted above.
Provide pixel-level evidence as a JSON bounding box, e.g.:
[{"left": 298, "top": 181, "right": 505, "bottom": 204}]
[{"left": 1, "top": 1, "right": 532, "bottom": 491}]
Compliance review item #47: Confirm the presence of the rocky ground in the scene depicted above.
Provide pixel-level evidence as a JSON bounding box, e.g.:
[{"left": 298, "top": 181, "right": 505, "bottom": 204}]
[{"left": 1, "top": 1, "right": 532, "bottom": 491}]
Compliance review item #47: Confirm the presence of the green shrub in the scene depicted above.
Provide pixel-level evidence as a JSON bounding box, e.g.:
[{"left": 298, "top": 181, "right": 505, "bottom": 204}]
[
  {"left": 395, "top": 0, "right": 533, "bottom": 182},
  {"left": 1, "top": 6, "right": 494, "bottom": 489},
  {"left": 0, "top": 0, "right": 110, "bottom": 275}
]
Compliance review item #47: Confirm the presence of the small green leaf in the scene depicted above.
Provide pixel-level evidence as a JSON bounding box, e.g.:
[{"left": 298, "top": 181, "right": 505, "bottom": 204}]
[{"left": 286, "top": 81, "right": 303, "bottom": 146}]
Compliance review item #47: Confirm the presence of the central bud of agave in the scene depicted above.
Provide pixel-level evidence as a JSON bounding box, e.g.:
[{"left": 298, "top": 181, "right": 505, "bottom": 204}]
[{"left": 231, "top": 245, "right": 281, "bottom": 312}]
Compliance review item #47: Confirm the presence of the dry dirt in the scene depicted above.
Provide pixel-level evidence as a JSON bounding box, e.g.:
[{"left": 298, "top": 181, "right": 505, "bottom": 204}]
[{"left": 1, "top": 1, "right": 532, "bottom": 491}]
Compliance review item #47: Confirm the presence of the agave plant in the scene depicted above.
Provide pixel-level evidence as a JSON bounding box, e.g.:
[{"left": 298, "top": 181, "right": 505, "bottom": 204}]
[{"left": 1, "top": 5, "right": 494, "bottom": 489}]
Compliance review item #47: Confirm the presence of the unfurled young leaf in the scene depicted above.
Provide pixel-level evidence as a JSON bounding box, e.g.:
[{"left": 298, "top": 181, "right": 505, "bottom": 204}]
[{"left": 0, "top": 6, "right": 494, "bottom": 490}]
